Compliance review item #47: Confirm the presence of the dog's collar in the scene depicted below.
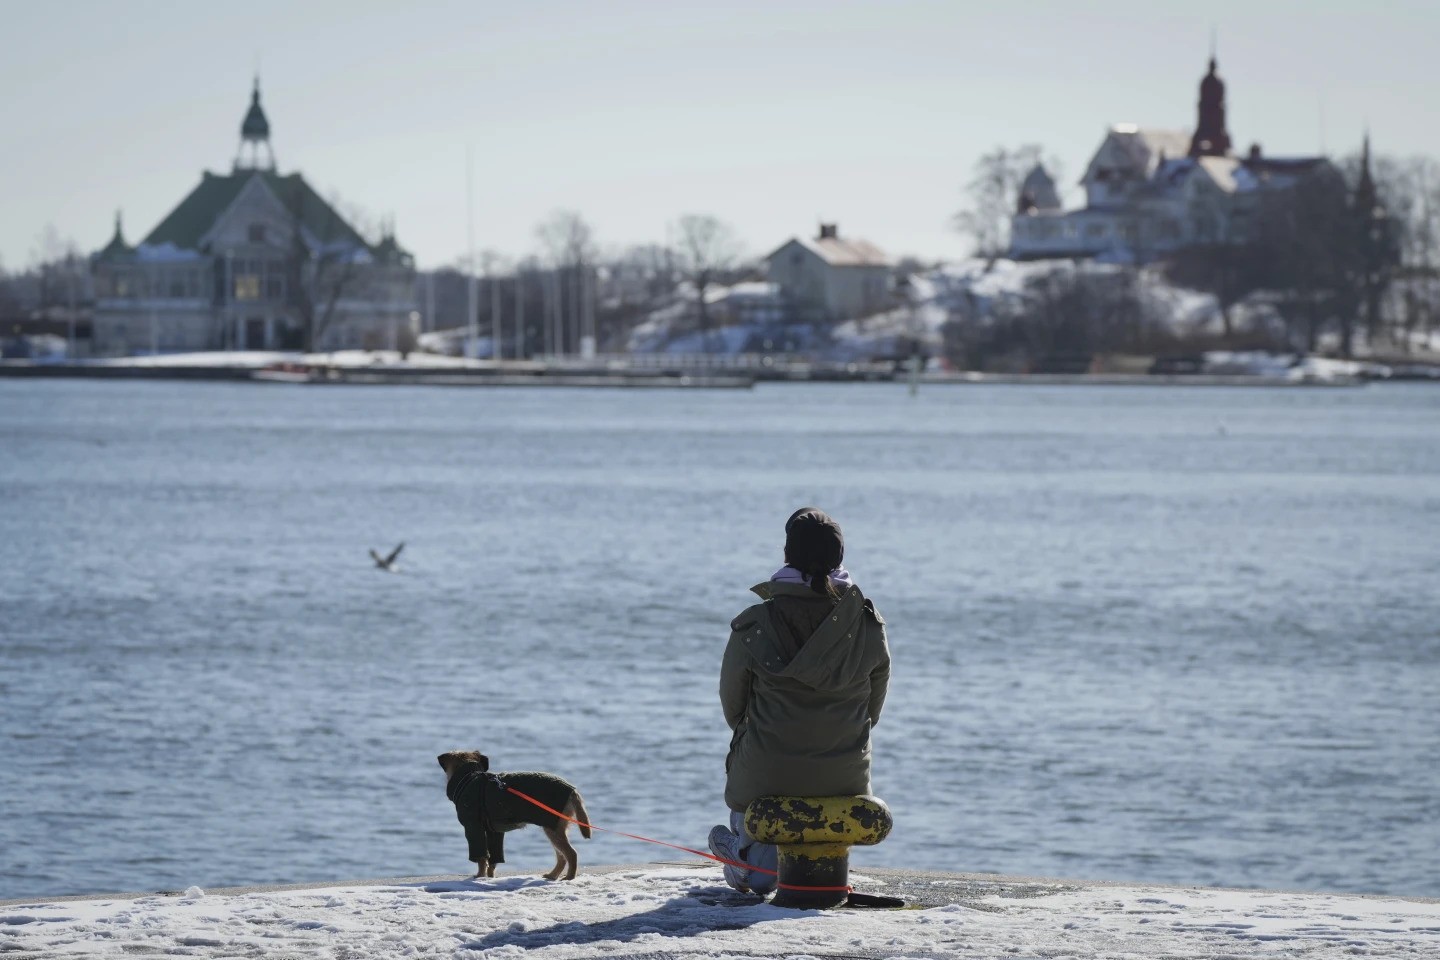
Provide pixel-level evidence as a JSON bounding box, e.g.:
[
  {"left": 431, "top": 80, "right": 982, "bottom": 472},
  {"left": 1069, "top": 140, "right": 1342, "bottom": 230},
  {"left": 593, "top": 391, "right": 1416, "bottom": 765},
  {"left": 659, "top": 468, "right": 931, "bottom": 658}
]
[
  {"left": 446, "top": 763, "right": 509, "bottom": 804},
  {"left": 445, "top": 762, "right": 489, "bottom": 801}
]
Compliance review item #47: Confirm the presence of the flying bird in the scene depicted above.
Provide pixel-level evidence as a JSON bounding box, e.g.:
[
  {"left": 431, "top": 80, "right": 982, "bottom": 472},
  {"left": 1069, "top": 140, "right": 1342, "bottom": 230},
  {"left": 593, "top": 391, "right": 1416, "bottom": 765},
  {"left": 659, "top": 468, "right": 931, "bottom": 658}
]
[{"left": 370, "top": 542, "right": 405, "bottom": 571}]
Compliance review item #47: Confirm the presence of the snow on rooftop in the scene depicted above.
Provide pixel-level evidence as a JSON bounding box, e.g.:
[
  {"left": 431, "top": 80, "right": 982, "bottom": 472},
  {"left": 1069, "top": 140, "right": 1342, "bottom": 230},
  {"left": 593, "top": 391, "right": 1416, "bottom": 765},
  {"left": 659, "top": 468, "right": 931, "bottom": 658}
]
[
  {"left": 1197, "top": 156, "right": 1242, "bottom": 193},
  {"left": 134, "top": 243, "right": 207, "bottom": 263},
  {"left": 2, "top": 865, "right": 1435, "bottom": 958}
]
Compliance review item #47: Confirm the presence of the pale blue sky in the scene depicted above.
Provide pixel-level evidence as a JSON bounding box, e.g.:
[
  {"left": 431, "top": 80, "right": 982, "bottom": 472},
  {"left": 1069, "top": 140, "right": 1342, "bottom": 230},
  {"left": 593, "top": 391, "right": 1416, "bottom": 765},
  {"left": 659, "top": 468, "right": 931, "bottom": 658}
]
[{"left": 2, "top": 0, "right": 1435, "bottom": 270}]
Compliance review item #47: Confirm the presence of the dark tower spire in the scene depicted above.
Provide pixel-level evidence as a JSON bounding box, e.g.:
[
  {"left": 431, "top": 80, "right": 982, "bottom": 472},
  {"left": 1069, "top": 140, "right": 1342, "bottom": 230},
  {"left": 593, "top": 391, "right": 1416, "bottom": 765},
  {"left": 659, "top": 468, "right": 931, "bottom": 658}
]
[
  {"left": 1350, "top": 130, "right": 1394, "bottom": 358},
  {"left": 235, "top": 75, "right": 276, "bottom": 171},
  {"left": 1354, "top": 129, "right": 1379, "bottom": 215},
  {"left": 1188, "top": 52, "right": 1233, "bottom": 158},
  {"left": 98, "top": 209, "right": 134, "bottom": 261}
]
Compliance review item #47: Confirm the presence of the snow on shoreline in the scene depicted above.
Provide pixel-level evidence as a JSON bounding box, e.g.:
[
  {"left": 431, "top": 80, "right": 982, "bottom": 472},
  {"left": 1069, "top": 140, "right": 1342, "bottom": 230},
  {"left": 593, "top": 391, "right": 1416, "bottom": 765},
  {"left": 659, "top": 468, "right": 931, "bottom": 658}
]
[
  {"left": 86, "top": 349, "right": 484, "bottom": 369},
  {"left": 3, "top": 865, "right": 1436, "bottom": 958}
]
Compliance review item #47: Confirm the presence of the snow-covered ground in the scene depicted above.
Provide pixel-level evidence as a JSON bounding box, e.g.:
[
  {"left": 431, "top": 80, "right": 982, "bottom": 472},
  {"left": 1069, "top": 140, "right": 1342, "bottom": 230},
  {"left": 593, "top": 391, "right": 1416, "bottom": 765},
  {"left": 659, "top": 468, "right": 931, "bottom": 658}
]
[
  {"left": 628, "top": 260, "right": 1246, "bottom": 361},
  {"left": 3, "top": 865, "right": 1436, "bottom": 958},
  {"left": 87, "top": 350, "right": 299, "bottom": 368},
  {"left": 87, "top": 349, "right": 487, "bottom": 369}
]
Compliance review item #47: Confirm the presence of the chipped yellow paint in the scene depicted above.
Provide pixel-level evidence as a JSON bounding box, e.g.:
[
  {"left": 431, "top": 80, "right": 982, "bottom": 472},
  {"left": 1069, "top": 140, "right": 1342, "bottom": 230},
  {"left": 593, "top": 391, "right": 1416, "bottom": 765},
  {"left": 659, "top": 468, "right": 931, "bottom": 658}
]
[{"left": 744, "top": 795, "right": 893, "bottom": 846}]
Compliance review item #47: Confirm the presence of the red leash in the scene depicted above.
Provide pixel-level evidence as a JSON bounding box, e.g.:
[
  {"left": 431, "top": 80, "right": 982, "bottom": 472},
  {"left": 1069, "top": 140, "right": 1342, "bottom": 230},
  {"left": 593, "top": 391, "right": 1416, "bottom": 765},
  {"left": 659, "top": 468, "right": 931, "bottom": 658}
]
[{"left": 504, "top": 786, "right": 852, "bottom": 894}]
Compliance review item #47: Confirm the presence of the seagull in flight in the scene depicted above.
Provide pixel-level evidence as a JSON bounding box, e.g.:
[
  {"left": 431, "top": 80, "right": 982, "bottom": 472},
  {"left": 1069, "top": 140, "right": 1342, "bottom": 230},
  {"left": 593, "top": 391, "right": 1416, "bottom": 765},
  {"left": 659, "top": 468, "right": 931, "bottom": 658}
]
[{"left": 370, "top": 542, "right": 405, "bottom": 572}]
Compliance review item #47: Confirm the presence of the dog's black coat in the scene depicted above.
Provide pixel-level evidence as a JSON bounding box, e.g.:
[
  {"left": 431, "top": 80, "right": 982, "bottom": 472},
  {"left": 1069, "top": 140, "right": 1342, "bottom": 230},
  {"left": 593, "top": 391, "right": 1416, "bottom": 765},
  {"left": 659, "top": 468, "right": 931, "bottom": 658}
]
[{"left": 445, "top": 761, "right": 579, "bottom": 865}]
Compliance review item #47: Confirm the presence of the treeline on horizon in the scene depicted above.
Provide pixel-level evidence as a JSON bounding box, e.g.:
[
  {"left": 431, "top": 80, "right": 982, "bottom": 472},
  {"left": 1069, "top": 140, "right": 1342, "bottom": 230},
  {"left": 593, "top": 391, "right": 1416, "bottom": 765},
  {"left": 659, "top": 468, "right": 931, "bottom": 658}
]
[{"left": 5, "top": 147, "right": 1439, "bottom": 367}]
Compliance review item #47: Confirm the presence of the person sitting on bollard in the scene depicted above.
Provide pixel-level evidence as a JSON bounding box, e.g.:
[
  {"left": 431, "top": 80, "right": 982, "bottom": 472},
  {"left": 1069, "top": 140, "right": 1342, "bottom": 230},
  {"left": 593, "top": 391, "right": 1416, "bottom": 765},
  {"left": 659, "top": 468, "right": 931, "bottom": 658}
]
[{"left": 708, "top": 507, "right": 891, "bottom": 895}]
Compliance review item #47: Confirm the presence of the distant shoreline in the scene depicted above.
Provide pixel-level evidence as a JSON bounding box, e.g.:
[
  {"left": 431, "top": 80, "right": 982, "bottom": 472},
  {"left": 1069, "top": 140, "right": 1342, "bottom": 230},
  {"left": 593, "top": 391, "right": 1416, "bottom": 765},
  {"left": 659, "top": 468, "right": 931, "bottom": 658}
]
[{"left": 0, "top": 359, "right": 1386, "bottom": 388}]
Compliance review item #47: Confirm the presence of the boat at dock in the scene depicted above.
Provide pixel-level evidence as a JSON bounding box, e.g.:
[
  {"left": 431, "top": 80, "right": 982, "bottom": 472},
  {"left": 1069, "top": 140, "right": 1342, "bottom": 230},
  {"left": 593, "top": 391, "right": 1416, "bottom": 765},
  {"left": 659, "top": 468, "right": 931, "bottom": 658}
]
[{"left": 251, "top": 362, "right": 325, "bottom": 383}]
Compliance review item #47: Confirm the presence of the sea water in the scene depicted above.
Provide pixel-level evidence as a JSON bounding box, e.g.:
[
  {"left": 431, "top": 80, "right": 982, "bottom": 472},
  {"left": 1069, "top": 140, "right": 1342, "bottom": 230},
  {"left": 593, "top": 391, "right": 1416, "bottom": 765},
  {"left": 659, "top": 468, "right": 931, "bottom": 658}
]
[{"left": 1, "top": 379, "right": 1437, "bottom": 899}]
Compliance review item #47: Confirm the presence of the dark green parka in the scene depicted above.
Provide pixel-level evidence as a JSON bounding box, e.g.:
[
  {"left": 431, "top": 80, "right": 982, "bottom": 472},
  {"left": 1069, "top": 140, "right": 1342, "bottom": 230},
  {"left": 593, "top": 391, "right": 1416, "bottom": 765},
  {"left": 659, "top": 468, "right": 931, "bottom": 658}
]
[{"left": 720, "top": 581, "right": 890, "bottom": 812}]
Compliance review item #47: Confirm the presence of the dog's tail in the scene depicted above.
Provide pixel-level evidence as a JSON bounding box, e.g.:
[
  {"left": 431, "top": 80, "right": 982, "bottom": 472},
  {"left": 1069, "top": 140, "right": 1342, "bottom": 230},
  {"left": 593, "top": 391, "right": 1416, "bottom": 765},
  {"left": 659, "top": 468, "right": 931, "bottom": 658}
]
[{"left": 567, "top": 791, "right": 592, "bottom": 840}]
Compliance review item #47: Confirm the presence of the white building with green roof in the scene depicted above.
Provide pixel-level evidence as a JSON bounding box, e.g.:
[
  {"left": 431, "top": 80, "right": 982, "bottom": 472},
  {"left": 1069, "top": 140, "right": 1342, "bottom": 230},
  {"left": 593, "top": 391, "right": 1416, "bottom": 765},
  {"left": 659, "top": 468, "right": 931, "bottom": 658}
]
[{"left": 91, "top": 79, "right": 416, "bottom": 356}]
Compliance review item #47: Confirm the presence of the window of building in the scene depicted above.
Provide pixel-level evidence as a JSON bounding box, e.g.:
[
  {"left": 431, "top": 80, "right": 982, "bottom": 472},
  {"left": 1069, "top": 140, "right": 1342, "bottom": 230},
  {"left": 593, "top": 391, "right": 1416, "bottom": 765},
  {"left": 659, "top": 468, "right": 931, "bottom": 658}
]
[
  {"left": 266, "top": 261, "right": 285, "bottom": 301},
  {"left": 248, "top": 224, "right": 267, "bottom": 244},
  {"left": 234, "top": 273, "right": 261, "bottom": 301}
]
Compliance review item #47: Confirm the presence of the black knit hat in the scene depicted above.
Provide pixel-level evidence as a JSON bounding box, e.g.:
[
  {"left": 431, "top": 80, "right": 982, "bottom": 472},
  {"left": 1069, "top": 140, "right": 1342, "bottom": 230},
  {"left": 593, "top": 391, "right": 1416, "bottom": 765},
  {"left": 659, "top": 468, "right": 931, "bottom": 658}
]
[{"left": 784, "top": 507, "right": 844, "bottom": 578}]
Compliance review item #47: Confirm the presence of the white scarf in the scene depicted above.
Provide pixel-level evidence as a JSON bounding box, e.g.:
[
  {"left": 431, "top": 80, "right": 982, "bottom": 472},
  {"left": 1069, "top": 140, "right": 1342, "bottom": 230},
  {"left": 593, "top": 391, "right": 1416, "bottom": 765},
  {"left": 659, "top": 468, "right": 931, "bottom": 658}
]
[{"left": 770, "top": 564, "right": 853, "bottom": 591}]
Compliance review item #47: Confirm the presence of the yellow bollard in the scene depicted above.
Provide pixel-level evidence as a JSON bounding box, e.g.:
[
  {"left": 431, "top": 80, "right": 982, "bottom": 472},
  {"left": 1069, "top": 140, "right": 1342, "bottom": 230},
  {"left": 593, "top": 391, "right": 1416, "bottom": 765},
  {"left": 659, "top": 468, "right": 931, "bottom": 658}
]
[{"left": 743, "top": 795, "right": 893, "bottom": 909}]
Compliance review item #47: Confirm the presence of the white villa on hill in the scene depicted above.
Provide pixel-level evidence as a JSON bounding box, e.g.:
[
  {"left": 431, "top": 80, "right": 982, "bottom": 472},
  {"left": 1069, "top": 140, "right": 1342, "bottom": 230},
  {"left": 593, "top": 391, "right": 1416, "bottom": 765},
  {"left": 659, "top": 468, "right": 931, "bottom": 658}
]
[
  {"left": 91, "top": 79, "right": 416, "bottom": 356},
  {"left": 1009, "top": 56, "right": 1344, "bottom": 263},
  {"left": 766, "top": 224, "right": 891, "bottom": 323}
]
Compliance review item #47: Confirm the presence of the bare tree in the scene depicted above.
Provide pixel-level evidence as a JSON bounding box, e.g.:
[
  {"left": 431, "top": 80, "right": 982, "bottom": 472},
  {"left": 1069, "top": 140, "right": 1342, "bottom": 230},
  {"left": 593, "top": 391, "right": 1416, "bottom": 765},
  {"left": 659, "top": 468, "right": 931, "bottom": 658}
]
[
  {"left": 941, "top": 264, "right": 1149, "bottom": 371},
  {"left": 283, "top": 184, "right": 371, "bottom": 352},
  {"left": 535, "top": 210, "right": 596, "bottom": 354},
  {"left": 1248, "top": 168, "right": 1359, "bottom": 353},
  {"left": 290, "top": 235, "right": 360, "bottom": 353},
  {"left": 1337, "top": 151, "right": 1404, "bottom": 354},
  {"left": 1400, "top": 157, "right": 1440, "bottom": 349},
  {"left": 672, "top": 214, "right": 743, "bottom": 349},
  {"left": 535, "top": 210, "right": 595, "bottom": 266},
  {"left": 954, "top": 145, "right": 1060, "bottom": 262},
  {"left": 28, "top": 225, "right": 84, "bottom": 320},
  {"left": 0, "top": 254, "right": 19, "bottom": 320},
  {"left": 613, "top": 243, "right": 681, "bottom": 306},
  {"left": 1164, "top": 232, "right": 1254, "bottom": 342}
]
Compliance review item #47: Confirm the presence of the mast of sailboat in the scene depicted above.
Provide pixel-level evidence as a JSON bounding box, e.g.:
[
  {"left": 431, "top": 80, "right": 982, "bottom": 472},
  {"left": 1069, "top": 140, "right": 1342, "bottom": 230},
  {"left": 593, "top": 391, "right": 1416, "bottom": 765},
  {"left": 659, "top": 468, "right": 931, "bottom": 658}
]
[
  {"left": 515, "top": 265, "right": 525, "bottom": 360},
  {"left": 490, "top": 255, "right": 501, "bottom": 362},
  {"left": 466, "top": 146, "right": 477, "bottom": 360}
]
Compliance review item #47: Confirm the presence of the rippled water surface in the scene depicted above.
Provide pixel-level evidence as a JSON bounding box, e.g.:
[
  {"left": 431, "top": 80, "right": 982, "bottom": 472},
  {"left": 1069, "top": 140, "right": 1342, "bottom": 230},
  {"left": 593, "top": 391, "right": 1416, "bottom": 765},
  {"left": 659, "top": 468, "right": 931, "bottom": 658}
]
[{"left": 2, "top": 379, "right": 1438, "bottom": 899}]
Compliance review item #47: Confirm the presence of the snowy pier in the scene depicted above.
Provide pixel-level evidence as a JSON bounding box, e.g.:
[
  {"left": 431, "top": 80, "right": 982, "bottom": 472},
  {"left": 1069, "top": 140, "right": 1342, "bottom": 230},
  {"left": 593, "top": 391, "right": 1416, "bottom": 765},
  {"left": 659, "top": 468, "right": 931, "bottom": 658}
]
[{"left": 3, "top": 863, "right": 1436, "bottom": 958}]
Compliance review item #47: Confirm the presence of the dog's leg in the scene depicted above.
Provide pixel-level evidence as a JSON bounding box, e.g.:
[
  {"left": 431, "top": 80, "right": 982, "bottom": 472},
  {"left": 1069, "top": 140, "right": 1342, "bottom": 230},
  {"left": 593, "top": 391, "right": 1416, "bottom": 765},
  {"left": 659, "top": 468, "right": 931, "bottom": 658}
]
[
  {"left": 544, "top": 843, "right": 565, "bottom": 881},
  {"left": 541, "top": 824, "right": 578, "bottom": 880},
  {"left": 473, "top": 858, "right": 489, "bottom": 879}
]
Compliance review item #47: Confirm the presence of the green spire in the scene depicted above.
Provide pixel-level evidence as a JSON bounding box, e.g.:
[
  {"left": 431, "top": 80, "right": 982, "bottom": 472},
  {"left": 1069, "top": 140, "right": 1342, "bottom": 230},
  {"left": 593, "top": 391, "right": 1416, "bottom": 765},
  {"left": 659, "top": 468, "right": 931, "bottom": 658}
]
[
  {"left": 236, "top": 75, "right": 276, "bottom": 171},
  {"left": 241, "top": 75, "right": 270, "bottom": 142},
  {"left": 97, "top": 209, "right": 134, "bottom": 261}
]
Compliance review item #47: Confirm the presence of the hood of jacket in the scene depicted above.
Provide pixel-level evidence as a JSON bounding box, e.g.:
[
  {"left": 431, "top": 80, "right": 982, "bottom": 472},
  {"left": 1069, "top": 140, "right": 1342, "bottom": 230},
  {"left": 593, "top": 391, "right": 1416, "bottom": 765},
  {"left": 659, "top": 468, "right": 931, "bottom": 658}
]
[{"left": 742, "top": 581, "right": 879, "bottom": 691}]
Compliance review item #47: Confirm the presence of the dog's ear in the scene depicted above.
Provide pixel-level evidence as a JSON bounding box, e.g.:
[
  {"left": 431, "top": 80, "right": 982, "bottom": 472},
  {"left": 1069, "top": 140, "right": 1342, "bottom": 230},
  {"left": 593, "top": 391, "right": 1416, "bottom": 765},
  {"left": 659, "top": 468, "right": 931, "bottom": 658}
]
[{"left": 476, "top": 753, "right": 490, "bottom": 771}]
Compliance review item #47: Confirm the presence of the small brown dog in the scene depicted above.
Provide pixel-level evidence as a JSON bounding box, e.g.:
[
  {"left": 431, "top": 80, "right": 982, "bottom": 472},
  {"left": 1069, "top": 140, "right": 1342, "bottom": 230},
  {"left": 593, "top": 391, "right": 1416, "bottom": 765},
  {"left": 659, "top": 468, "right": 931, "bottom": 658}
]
[{"left": 438, "top": 750, "right": 592, "bottom": 881}]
